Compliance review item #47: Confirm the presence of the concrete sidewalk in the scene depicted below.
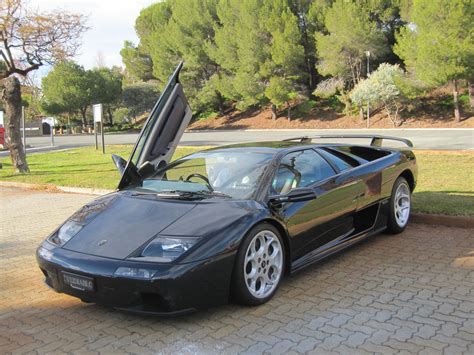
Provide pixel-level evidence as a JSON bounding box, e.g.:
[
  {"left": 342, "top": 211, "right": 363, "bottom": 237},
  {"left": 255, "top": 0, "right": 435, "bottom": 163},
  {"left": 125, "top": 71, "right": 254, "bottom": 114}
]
[{"left": 1, "top": 187, "right": 473, "bottom": 354}]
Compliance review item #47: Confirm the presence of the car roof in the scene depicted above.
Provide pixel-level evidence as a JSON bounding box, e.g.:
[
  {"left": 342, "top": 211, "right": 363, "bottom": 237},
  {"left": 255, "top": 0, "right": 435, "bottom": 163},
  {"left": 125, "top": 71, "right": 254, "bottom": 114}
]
[
  {"left": 203, "top": 141, "right": 314, "bottom": 153},
  {"left": 195, "top": 141, "right": 363, "bottom": 156}
]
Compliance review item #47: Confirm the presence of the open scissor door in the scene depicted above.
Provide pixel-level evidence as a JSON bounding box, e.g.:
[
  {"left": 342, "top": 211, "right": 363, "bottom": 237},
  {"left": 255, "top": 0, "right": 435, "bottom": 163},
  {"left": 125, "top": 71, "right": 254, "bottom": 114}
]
[{"left": 117, "top": 62, "right": 192, "bottom": 189}]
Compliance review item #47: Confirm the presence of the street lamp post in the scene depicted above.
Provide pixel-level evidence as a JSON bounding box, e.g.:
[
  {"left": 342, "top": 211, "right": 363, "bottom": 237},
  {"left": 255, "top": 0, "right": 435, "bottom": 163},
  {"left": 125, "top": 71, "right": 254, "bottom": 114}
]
[{"left": 366, "top": 51, "right": 370, "bottom": 128}]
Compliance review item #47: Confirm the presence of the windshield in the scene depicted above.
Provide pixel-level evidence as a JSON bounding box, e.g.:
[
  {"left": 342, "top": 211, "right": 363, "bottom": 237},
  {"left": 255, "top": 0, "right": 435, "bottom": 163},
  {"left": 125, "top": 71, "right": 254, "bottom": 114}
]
[{"left": 129, "top": 150, "right": 274, "bottom": 199}]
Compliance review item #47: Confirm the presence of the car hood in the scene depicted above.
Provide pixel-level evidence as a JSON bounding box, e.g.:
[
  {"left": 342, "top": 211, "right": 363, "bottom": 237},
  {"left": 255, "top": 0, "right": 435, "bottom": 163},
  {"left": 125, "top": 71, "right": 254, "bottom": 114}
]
[{"left": 63, "top": 192, "right": 196, "bottom": 259}]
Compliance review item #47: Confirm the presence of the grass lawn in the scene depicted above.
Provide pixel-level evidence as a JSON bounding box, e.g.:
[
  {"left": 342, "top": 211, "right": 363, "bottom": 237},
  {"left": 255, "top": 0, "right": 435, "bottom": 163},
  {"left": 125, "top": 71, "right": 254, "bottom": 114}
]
[
  {"left": 411, "top": 151, "right": 473, "bottom": 216},
  {"left": 0, "top": 147, "right": 472, "bottom": 216},
  {"left": 0, "top": 145, "right": 204, "bottom": 190}
]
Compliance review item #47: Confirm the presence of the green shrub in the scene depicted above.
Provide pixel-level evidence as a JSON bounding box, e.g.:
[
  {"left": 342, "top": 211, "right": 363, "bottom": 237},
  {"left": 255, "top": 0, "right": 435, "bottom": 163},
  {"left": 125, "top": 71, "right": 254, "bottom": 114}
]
[
  {"left": 351, "top": 63, "right": 405, "bottom": 125},
  {"left": 293, "top": 100, "right": 317, "bottom": 115},
  {"left": 113, "top": 107, "right": 131, "bottom": 124},
  {"left": 313, "top": 78, "right": 344, "bottom": 99},
  {"left": 196, "top": 111, "right": 219, "bottom": 121},
  {"left": 122, "top": 82, "right": 160, "bottom": 118}
]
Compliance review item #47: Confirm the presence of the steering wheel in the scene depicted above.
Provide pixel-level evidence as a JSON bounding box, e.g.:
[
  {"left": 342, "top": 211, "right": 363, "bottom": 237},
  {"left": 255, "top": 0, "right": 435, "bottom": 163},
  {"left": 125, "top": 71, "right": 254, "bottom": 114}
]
[{"left": 185, "top": 173, "right": 213, "bottom": 191}]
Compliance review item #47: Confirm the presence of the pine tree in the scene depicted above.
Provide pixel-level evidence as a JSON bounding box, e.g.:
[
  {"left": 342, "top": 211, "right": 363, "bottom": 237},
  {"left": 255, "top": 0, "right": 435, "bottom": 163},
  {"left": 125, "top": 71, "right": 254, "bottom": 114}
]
[
  {"left": 315, "top": 0, "right": 389, "bottom": 88},
  {"left": 163, "top": 0, "right": 222, "bottom": 113},
  {"left": 121, "top": 1, "right": 221, "bottom": 114},
  {"left": 120, "top": 41, "right": 154, "bottom": 82},
  {"left": 289, "top": 0, "right": 333, "bottom": 94},
  {"left": 209, "top": 0, "right": 304, "bottom": 114},
  {"left": 394, "top": 0, "right": 474, "bottom": 121}
]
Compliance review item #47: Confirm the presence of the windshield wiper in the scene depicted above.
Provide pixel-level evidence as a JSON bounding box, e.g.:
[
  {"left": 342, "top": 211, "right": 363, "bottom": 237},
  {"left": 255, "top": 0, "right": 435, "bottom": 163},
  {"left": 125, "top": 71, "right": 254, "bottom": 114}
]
[
  {"left": 131, "top": 190, "right": 231, "bottom": 199},
  {"left": 157, "top": 190, "right": 231, "bottom": 199},
  {"left": 187, "top": 190, "right": 232, "bottom": 198},
  {"left": 129, "top": 191, "right": 158, "bottom": 197}
]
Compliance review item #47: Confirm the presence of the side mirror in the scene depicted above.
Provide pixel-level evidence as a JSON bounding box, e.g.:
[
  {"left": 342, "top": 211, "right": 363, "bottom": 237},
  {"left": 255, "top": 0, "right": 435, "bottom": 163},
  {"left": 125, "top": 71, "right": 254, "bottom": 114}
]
[
  {"left": 112, "top": 154, "right": 127, "bottom": 175},
  {"left": 137, "top": 161, "right": 155, "bottom": 179},
  {"left": 268, "top": 187, "right": 317, "bottom": 208}
]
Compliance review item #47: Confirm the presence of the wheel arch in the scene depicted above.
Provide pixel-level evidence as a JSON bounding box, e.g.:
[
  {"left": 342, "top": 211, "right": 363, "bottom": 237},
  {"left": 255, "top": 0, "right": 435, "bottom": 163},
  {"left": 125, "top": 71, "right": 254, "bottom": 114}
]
[
  {"left": 254, "top": 218, "right": 292, "bottom": 275},
  {"left": 399, "top": 169, "right": 415, "bottom": 192}
]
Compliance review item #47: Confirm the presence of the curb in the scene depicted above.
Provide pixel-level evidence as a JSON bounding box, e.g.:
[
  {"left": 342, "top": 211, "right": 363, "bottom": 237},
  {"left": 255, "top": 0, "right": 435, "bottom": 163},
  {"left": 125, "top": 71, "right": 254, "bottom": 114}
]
[
  {"left": 410, "top": 213, "right": 474, "bottom": 229},
  {"left": 55, "top": 185, "right": 114, "bottom": 196},
  {"left": 1, "top": 181, "right": 472, "bottom": 228},
  {"left": 0, "top": 181, "right": 114, "bottom": 196}
]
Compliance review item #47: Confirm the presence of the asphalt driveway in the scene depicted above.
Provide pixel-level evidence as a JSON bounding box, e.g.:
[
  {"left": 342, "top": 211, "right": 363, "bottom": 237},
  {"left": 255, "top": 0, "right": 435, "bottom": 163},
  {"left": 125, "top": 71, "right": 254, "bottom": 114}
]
[
  {"left": 1, "top": 128, "right": 472, "bottom": 157},
  {"left": 1, "top": 187, "right": 473, "bottom": 354}
]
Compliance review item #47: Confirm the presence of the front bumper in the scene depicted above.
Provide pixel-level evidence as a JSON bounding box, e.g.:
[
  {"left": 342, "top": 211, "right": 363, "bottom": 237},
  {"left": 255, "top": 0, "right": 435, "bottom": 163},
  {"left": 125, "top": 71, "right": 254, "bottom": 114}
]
[{"left": 36, "top": 241, "right": 236, "bottom": 315}]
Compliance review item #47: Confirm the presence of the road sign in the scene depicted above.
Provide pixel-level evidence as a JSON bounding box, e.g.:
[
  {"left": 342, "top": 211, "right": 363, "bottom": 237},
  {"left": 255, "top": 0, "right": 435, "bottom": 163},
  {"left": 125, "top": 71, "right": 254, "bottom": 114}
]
[
  {"left": 93, "top": 104, "right": 105, "bottom": 154},
  {"left": 93, "top": 104, "right": 103, "bottom": 123}
]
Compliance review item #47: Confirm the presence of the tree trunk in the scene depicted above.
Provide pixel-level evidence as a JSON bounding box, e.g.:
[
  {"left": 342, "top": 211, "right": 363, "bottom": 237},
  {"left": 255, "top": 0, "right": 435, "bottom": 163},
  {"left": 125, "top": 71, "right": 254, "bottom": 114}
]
[
  {"left": 216, "top": 91, "right": 226, "bottom": 115},
  {"left": 287, "top": 102, "right": 291, "bottom": 122},
  {"left": 80, "top": 107, "right": 87, "bottom": 130},
  {"left": 1, "top": 76, "right": 29, "bottom": 173},
  {"left": 468, "top": 80, "right": 474, "bottom": 111},
  {"left": 453, "top": 79, "right": 461, "bottom": 122},
  {"left": 300, "top": 22, "right": 317, "bottom": 96},
  {"left": 107, "top": 106, "right": 113, "bottom": 126},
  {"left": 271, "top": 104, "right": 277, "bottom": 121},
  {"left": 67, "top": 114, "right": 71, "bottom": 134}
]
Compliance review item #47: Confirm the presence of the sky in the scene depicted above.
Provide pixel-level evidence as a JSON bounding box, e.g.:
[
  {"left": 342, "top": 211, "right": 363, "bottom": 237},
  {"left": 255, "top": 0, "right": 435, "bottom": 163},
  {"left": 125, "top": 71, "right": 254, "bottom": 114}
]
[{"left": 30, "top": 0, "right": 156, "bottom": 71}]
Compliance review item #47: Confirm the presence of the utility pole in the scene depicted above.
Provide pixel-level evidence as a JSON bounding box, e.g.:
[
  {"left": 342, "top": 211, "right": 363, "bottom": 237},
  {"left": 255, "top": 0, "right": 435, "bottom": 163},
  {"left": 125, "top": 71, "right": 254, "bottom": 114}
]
[
  {"left": 366, "top": 51, "right": 371, "bottom": 128},
  {"left": 50, "top": 122, "right": 54, "bottom": 147}
]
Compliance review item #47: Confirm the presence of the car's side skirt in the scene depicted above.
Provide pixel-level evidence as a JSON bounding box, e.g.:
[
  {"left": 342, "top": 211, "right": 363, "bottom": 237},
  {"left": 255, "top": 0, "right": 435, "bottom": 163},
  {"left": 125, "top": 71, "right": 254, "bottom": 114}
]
[
  {"left": 290, "top": 226, "right": 386, "bottom": 273},
  {"left": 290, "top": 200, "right": 388, "bottom": 273}
]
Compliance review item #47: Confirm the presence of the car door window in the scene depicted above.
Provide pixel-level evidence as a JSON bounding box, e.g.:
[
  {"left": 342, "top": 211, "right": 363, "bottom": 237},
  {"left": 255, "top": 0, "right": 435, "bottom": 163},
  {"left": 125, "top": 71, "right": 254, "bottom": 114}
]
[
  {"left": 318, "top": 148, "right": 359, "bottom": 171},
  {"left": 317, "top": 148, "right": 353, "bottom": 172},
  {"left": 272, "top": 149, "right": 336, "bottom": 194}
]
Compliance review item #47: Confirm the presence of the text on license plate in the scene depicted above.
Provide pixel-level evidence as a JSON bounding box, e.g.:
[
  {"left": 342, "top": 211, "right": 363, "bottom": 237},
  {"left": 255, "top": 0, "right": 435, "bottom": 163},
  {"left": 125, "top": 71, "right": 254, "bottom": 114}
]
[{"left": 62, "top": 272, "right": 95, "bottom": 292}]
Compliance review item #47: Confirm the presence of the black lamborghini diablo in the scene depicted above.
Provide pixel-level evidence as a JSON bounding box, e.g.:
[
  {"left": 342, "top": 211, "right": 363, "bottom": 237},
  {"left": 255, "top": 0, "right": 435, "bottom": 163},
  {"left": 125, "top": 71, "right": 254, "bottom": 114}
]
[{"left": 37, "top": 63, "right": 417, "bottom": 315}]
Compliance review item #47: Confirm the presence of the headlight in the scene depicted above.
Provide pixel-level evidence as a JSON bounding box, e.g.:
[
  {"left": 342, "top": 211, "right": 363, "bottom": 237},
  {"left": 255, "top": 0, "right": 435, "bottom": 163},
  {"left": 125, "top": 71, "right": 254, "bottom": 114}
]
[
  {"left": 37, "top": 246, "right": 53, "bottom": 260},
  {"left": 136, "top": 236, "right": 200, "bottom": 262},
  {"left": 48, "top": 220, "right": 83, "bottom": 246},
  {"left": 114, "top": 267, "right": 155, "bottom": 279}
]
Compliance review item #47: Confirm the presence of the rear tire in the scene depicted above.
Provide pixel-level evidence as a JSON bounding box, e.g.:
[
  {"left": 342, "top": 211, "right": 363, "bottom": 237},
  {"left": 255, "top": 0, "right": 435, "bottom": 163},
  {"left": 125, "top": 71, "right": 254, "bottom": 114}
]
[
  {"left": 387, "top": 177, "right": 411, "bottom": 234},
  {"left": 231, "top": 223, "right": 285, "bottom": 306}
]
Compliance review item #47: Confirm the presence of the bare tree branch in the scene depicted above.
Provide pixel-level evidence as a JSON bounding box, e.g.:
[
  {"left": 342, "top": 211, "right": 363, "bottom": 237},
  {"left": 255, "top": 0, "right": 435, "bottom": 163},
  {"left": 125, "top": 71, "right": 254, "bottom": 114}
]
[
  {"left": 0, "top": 0, "right": 88, "bottom": 174},
  {"left": 0, "top": 0, "right": 88, "bottom": 79}
]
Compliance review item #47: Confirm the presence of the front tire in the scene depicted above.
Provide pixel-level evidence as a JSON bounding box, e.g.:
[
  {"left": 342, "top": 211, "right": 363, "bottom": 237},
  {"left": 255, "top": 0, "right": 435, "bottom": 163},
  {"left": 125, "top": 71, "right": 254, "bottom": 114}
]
[
  {"left": 231, "top": 223, "right": 285, "bottom": 306},
  {"left": 387, "top": 177, "right": 411, "bottom": 234}
]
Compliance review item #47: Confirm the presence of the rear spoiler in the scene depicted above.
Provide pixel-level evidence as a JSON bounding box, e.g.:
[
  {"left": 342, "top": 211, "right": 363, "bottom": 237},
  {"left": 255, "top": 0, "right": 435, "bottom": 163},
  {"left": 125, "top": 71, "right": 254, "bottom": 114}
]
[{"left": 283, "top": 134, "right": 414, "bottom": 148}]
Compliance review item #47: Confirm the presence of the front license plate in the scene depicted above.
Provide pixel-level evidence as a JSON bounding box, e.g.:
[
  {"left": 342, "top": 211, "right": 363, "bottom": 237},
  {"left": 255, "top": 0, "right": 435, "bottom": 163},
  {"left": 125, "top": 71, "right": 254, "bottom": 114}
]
[{"left": 62, "top": 272, "right": 95, "bottom": 292}]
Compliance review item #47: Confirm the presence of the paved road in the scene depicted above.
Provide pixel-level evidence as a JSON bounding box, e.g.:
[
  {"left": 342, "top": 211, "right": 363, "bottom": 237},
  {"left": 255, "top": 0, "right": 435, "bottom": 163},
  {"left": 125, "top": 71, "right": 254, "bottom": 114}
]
[
  {"left": 2, "top": 129, "right": 472, "bottom": 157},
  {"left": 1, "top": 187, "right": 473, "bottom": 354}
]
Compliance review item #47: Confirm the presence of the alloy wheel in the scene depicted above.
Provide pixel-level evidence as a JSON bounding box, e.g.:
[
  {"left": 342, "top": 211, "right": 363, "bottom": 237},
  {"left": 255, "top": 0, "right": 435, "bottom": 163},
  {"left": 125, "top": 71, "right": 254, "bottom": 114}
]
[
  {"left": 394, "top": 182, "right": 411, "bottom": 228},
  {"left": 243, "top": 230, "right": 283, "bottom": 299}
]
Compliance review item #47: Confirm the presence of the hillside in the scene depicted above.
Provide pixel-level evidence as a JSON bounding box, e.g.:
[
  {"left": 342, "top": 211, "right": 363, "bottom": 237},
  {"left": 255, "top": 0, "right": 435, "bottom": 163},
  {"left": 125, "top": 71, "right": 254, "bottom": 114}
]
[
  {"left": 189, "top": 107, "right": 473, "bottom": 130},
  {"left": 189, "top": 90, "right": 473, "bottom": 130}
]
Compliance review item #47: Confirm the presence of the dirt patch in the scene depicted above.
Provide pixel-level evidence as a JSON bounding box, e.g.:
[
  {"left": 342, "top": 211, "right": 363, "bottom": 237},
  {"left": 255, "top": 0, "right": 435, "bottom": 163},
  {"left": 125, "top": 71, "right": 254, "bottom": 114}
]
[
  {"left": 190, "top": 106, "right": 474, "bottom": 130},
  {"left": 0, "top": 181, "right": 62, "bottom": 193}
]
